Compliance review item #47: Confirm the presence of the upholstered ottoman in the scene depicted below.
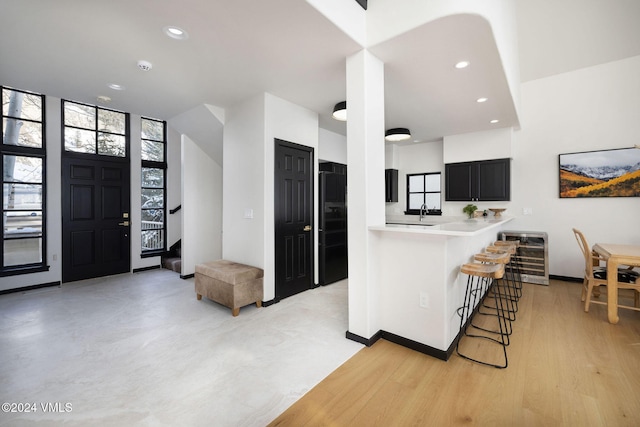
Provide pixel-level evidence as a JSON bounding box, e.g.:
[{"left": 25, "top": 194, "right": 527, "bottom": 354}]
[{"left": 195, "top": 260, "right": 263, "bottom": 316}]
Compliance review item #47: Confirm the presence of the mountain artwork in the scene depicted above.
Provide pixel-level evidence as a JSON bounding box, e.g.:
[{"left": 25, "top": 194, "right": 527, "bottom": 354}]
[{"left": 559, "top": 147, "right": 640, "bottom": 198}]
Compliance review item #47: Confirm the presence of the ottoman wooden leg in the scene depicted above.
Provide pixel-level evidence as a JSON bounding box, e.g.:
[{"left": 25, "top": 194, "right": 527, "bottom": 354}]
[
  {"left": 232, "top": 307, "right": 240, "bottom": 317},
  {"left": 256, "top": 301, "right": 262, "bottom": 308},
  {"left": 197, "top": 294, "right": 202, "bottom": 301}
]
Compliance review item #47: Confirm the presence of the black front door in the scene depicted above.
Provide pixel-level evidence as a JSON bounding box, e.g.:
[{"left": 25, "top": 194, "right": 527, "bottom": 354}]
[
  {"left": 62, "top": 157, "right": 130, "bottom": 282},
  {"left": 274, "top": 139, "right": 314, "bottom": 300}
]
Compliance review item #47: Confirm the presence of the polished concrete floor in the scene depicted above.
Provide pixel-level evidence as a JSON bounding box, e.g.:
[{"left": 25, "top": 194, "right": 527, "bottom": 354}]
[{"left": 0, "top": 269, "right": 361, "bottom": 426}]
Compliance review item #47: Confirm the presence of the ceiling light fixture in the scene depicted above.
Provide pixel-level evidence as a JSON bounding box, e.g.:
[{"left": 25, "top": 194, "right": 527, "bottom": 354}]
[
  {"left": 108, "top": 83, "right": 125, "bottom": 91},
  {"left": 332, "top": 101, "right": 347, "bottom": 121},
  {"left": 476, "top": 97, "right": 488, "bottom": 103},
  {"left": 385, "top": 128, "right": 411, "bottom": 142},
  {"left": 163, "top": 26, "right": 189, "bottom": 40},
  {"left": 455, "top": 61, "right": 470, "bottom": 69},
  {"left": 137, "top": 60, "right": 153, "bottom": 71}
]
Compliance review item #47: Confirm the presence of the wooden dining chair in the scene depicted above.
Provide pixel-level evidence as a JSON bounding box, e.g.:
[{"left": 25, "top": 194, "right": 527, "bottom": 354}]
[{"left": 572, "top": 228, "right": 640, "bottom": 312}]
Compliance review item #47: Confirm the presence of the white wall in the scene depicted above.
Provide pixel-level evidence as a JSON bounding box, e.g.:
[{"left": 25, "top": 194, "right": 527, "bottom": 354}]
[
  {"left": 318, "top": 128, "right": 347, "bottom": 164},
  {"left": 180, "top": 135, "right": 222, "bottom": 276},
  {"left": 443, "top": 127, "right": 513, "bottom": 164},
  {"left": 385, "top": 141, "right": 444, "bottom": 217},
  {"left": 222, "top": 95, "right": 265, "bottom": 271},
  {"left": 508, "top": 55, "right": 640, "bottom": 278},
  {"left": 223, "top": 93, "right": 318, "bottom": 301}
]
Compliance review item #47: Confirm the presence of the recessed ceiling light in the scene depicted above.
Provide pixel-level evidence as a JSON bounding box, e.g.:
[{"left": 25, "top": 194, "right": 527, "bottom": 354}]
[
  {"left": 163, "top": 26, "right": 189, "bottom": 40},
  {"left": 490, "top": 119, "right": 500, "bottom": 124},
  {"left": 455, "top": 61, "right": 470, "bottom": 69},
  {"left": 108, "top": 83, "right": 125, "bottom": 91},
  {"left": 476, "top": 97, "right": 488, "bottom": 103}
]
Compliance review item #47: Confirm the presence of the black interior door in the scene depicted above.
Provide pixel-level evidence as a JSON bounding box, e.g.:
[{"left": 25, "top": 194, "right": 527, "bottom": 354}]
[
  {"left": 274, "top": 139, "right": 313, "bottom": 300},
  {"left": 62, "top": 157, "right": 130, "bottom": 282}
]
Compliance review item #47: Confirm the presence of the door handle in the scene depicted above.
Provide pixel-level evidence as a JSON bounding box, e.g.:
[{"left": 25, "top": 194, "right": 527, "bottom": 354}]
[
  {"left": 118, "top": 221, "right": 130, "bottom": 226},
  {"left": 303, "top": 225, "right": 312, "bottom": 232}
]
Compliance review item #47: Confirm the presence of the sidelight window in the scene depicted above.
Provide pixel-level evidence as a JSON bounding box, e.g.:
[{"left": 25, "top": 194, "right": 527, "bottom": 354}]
[
  {"left": 405, "top": 172, "right": 441, "bottom": 215},
  {"left": 140, "top": 117, "right": 166, "bottom": 256},
  {"left": 1, "top": 86, "right": 47, "bottom": 276}
]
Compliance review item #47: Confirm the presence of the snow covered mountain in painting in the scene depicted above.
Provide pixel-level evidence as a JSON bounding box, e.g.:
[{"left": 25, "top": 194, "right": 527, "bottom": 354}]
[{"left": 560, "top": 162, "right": 640, "bottom": 181}]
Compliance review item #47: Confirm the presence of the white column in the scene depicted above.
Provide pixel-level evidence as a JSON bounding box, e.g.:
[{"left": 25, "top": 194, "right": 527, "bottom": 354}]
[{"left": 346, "top": 49, "right": 385, "bottom": 340}]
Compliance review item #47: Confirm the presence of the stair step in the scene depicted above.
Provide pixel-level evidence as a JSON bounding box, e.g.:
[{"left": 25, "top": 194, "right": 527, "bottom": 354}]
[{"left": 162, "top": 257, "right": 181, "bottom": 273}]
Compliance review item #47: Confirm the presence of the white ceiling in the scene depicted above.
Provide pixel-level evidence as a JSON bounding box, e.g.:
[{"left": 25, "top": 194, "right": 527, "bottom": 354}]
[{"left": 1, "top": 0, "right": 639, "bottom": 145}]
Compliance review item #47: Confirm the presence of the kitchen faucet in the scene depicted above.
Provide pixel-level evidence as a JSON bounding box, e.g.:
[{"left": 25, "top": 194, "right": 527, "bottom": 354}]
[{"left": 420, "top": 203, "right": 428, "bottom": 221}]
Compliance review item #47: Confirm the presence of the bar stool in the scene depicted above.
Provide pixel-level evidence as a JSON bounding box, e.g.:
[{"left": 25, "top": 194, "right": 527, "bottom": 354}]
[
  {"left": 456, "top": 262, "right": 509, "bottom": 369},
  {"left": 494, "top": 240, "right": 523, "bottom": 298},
  {"left": 469, "top": 251, "right": 514, "bottom": 342},
  {"left": 486, "top": 244, "right": 521, "bottom": 312}
]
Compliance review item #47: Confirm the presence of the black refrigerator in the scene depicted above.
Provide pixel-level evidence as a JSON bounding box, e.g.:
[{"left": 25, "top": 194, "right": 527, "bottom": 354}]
[{"left": 319, "top": 162, "right": 348, "bottom": 285}]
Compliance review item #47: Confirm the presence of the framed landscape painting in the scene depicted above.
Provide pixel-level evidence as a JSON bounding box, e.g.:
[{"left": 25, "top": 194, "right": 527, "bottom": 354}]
[{"left": 559, "top": 147, "right": 640, "bottom": 198}]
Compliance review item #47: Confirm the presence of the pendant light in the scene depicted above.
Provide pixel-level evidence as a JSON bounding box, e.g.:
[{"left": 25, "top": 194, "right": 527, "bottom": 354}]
[
  {"left": 385, "top": 128, "right": 411, "bottom": 142},
  {"left": 332, "top": 101, "right": 347, "bottom": 121}
]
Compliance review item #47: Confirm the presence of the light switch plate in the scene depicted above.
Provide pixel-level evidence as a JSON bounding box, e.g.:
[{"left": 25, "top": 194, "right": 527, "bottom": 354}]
[{"left": 244, "top": 208, "right": 254, "bottom": 219}]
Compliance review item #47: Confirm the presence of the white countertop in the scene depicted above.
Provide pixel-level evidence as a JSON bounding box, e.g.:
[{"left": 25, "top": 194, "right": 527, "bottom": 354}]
[{"left": 369, "top": 215, "right": 514, "bottom": 236}]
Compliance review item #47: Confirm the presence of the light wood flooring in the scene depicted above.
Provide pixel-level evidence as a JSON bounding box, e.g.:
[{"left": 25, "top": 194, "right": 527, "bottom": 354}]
[{"left": 269, "top": 280, "right": 640, "bottom": 426}]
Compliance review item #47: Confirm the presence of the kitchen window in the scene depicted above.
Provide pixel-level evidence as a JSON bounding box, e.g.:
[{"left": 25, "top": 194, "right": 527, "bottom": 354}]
[
  {"left": 140, "top": 117, "right": 166, "bottom": 256},
  {"left": 1, "top": 86, "right": 48, "bottom": 276},
  {"left": 405, "top": 172, "right": 441, "bottom": 215}
]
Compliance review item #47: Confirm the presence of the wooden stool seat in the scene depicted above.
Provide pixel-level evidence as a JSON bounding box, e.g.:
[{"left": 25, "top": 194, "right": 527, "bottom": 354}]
[
  {"left": 486, "top": 245, "right": 516, "bottom": 255},
  {"left": 494, "top": 240, "right": 519, "bottom": 248},
  {"left": 474, "top": 251, "right": 510, "bottom": 265},
  {"left": 461, "top": 262, "right": 505, "bottom": 279}
]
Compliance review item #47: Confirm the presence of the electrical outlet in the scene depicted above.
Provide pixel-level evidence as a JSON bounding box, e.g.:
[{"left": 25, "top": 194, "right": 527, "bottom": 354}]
[
  {"left": 419, "top": 291, "right": 429, "bottom": 308},
  {"left": 523, "top": 207, "right": 533, "bottom": 216}
]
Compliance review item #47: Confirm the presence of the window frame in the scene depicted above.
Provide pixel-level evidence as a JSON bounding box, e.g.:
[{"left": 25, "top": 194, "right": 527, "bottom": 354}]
[
  {"left": 61, "top": 99, "right": 129, "bottom": 159},
  {"left": 405, "top": 172, "right": 442, "bottom": 216},
  {"left": 1, "top": 86, "right": 48, "bottom": 276},
  {"left": 140, "top": 117, "right": 167, "bottom": 258}
]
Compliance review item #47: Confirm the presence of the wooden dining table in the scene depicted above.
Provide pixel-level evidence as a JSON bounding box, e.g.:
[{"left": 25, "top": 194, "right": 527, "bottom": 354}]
[{"left": 592, "top": 243, "right": 640, "bottom": 324}]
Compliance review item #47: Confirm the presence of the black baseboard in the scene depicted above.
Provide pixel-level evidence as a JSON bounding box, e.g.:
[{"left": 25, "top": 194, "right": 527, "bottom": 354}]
[
  {"left": 132, "top": 265, "right": 161, "bottom": 274},
  {"left": 180, "top": 273, "right": 195, "bottom": 280},
  {"left": 550, "top": 274, "right": 582, "bottom": 283},
  {"left": 346, "top": 329, "right": 450, "bottom": 361},
  {"left": 262, "top": 298, "right": 280, "bottom": 307},
  {"left": 345, "top": 330, "right": 383, "bottom": 347},
  {"left": 382, "top": 331, "right": 450, "bottom": 361},
  {"left": 0, "top": 281, "right": 61, "bottom": 295}
]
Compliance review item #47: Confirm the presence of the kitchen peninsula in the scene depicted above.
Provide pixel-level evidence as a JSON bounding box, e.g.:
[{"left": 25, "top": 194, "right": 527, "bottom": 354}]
[{"left": 368, "top": 215, "right": 513, "bottom": 359}]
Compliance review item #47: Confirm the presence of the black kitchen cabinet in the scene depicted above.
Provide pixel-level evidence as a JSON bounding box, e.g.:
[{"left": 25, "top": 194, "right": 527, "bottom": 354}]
[
  {"left": 385, "top": 169, "right": 398, "bottom": 202},
  {"left": 445, "top": 158, "right": 510, "bottom": 201}
]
